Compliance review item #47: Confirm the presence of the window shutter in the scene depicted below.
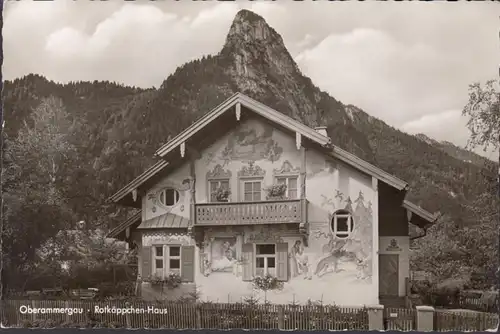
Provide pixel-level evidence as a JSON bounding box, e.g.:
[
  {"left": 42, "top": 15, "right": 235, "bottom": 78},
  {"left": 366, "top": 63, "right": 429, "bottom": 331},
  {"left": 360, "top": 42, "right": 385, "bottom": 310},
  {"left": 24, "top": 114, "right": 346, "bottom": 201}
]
[
  {"left": 141, "top": 246, "right": 152, "bottom": 279},
  {"left": 276, "top": 243, "right": 289, "bottom": 281},
  {"left": 242, "top": 243, "right": 254, "bottom": 281},
  {"left": 181, "top": 245, "right": 195, "bottom": 282}
]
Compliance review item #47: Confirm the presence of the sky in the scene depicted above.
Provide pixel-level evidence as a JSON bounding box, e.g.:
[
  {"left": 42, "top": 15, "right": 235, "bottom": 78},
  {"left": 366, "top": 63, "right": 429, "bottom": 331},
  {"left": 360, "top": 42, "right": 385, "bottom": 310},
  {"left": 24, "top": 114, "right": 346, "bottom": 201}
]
[{"left": 3, "top": 0, "right": 499, "bottom": 160}]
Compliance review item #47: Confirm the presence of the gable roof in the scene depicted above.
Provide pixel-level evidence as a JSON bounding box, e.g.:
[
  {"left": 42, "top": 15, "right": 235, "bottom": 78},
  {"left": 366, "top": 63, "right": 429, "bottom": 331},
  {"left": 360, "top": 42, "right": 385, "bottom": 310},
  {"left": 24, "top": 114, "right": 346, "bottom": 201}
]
[
  {"left": 154, "top": 92, "right": 331, "bottom": 157},
  {"left": 109, "top": 92, "right": 408, "bottom": 205}
]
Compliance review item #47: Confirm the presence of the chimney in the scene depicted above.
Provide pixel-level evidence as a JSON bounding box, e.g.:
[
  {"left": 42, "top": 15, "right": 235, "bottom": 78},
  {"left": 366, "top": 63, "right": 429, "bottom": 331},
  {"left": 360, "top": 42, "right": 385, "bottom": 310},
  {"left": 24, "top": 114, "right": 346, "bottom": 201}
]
[{"left": 314, "top": 126, "right": 328, "bottom": 137}]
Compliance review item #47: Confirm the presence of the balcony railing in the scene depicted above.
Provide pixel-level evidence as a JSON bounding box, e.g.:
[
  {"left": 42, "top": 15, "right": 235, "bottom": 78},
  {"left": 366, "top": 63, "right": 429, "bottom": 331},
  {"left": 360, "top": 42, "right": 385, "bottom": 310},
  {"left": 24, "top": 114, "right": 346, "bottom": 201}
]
[{"left": 195, "top": 199, "right": 305, "bottom": 226}]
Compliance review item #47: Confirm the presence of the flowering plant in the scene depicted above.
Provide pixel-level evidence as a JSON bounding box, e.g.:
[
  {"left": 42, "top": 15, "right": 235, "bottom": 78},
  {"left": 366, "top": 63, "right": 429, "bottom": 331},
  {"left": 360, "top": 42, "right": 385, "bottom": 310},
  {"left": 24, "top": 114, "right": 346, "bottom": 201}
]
[
  {"left": 252, "top": 274, "right": 284, "bottom": 291},
  {"left": 146, "top": 273, "right": 182, "bottom": 289},
  {"left": 212, "top": 186, "right": 231, "bottom": 202},
  {"left": 266, "top": 184, "right": 287, "bottom": 199}
]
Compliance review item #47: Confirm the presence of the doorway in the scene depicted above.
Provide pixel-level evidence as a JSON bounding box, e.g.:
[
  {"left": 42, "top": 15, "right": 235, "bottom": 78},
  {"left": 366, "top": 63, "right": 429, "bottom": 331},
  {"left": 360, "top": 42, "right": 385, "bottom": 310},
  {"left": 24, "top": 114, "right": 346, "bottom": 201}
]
[{"left": 379, "top": 254, "right": 399, "bottom": 296}]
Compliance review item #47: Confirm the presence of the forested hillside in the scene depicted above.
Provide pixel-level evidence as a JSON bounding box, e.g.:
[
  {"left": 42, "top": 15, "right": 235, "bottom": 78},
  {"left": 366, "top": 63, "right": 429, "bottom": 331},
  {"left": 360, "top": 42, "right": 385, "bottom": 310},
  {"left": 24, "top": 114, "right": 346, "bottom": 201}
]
[{"left": 2, "top": 9, "right": 497, "bottom": 293}]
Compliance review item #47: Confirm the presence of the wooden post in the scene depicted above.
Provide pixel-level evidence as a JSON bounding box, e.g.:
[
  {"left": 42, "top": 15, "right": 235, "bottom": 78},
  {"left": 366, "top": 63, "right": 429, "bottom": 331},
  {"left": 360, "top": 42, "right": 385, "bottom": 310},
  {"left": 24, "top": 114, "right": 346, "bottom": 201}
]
[
  {"left": 300, "top": 146, "right": 307, "bottom": 222},
  {"left": 65, "top": 300, "right": 71, "bottom": 323},
  {"left": 196, "top": 305, "right": 202, "bottom": 329},
  {"left": 125, "top": 302, "right": 131, "bottom": 328},
  {"left": 278, "top": 305, "right": 284, "bottom": 329},
  {"left": 189, "top": 157, "right": 196, "bottom": 230}
]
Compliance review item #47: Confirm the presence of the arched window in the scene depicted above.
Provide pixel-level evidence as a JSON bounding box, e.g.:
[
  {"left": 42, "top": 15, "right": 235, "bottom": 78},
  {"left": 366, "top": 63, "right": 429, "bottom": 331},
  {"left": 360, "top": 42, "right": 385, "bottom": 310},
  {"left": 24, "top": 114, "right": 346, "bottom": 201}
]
[
  {"left": 331, "top": 209, "right": 354, "bottom": 238},
  {"left": 159, "top": 188, "right": 180, "bottom": 207}
]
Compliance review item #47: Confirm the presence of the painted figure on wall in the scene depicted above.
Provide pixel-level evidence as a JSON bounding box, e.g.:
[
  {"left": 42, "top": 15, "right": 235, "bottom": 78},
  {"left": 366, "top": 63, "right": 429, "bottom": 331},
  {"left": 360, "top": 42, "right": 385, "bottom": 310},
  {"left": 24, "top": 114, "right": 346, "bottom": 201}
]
[
  {"left": 314, "top": 236, "right": 363, "bottom": 277},
  {"left": 210, "top": 237, "right": 237, "bottom": 273},
  {"left": 289, "top": 240, "right": 312, "bottom": 280},
  {"left": 217, "top": 124, "right": 283, "bottom": 164},
  {"left": 308, "top": 191, "right": 373, "bottom": 280}
]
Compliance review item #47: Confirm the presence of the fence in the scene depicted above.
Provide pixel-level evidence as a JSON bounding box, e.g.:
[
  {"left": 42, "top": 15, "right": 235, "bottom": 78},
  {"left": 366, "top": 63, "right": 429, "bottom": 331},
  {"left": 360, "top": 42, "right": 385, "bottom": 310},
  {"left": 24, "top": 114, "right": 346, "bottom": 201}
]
[
  {"left": 384, "top": 307, "right": 415, "bottom": 331},
  {"left": 1, "top": 300, "right": 369, "bottom": 330},
  {"left": 434, "top": 309, "right": 499, "bottom": 332},
  {"left": 384, "top": 307, "right": 498, "bottom": 332}
]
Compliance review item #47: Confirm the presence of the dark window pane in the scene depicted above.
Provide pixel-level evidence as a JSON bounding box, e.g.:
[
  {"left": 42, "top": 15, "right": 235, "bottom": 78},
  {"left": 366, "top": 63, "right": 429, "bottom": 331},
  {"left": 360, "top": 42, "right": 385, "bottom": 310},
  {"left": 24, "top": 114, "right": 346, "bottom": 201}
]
[
  {"left": 267, "top": 257, "right": 276, "bottom": 268},
  {"left": 244, "top": 193, "right": 252, "bottom": 202},
  {"left": 163, "top": 188, "right": 178, "bottom": 206},
  {"left": 170, "top": 259, "right": 180, "bottom": 269},
  {"left": 337, "top": 217, "right": 349, "bottom": 231},
  {"left": 288, "top": 178, "right": 298, "bottom": 189},
  {"left": 256, "top": 244, "right": 275, "bottom": 255},
  {"left": 277, "top": 178, "right": 286, "bottom": 185},
  {"left": 155, "top": 246, "right": 163, "bottom": 257},
  {"left": 169, "top": 246, "right": 180, "bottom": 257},
  {"left": 289, "top": 190, "right": 298, "bottom": 199},
  {"left": 256, "top": 257, "right": 265, "bottom": 268},
  {"left": 221, "top": 180, "right": 229, "bottom": 189},
  {"left": 155, "top": 259, "right": 163, "bottom": 269}
]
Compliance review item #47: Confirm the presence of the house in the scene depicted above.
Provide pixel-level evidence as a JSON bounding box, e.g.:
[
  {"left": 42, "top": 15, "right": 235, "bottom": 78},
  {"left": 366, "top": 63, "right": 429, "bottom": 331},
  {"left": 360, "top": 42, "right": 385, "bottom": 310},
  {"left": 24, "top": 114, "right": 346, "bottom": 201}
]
[{"left": 108, "top": 93, "right": 438, "bottom": 306}]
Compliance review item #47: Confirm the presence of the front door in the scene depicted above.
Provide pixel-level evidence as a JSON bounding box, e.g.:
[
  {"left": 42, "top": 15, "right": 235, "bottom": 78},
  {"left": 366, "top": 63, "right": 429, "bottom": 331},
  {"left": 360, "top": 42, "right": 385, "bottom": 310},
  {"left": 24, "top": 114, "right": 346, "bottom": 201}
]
[{"left": 379, "top": 254, "right": 399, "bottom": 296}]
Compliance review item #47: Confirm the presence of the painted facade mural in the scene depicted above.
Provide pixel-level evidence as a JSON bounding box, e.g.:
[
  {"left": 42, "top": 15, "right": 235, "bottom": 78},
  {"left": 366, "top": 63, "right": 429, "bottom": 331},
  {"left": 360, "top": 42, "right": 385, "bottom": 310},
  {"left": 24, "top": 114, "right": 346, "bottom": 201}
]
[
  {"left": 139, "top": 118, "right": 379, "bottom": 305},
  {"left": 143, "top": 164, "right": 192, "bottom": 221}
]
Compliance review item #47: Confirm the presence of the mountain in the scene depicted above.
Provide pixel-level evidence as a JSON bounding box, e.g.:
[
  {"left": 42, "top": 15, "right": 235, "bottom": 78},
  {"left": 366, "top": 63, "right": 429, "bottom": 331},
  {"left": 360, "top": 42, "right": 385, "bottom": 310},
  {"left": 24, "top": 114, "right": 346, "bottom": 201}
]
[
  {"left": 415, "top": 133, "right": 496, "bottom": 169},
  {"left": 3, "top": 10, "right": 498, "bottom": 287}
]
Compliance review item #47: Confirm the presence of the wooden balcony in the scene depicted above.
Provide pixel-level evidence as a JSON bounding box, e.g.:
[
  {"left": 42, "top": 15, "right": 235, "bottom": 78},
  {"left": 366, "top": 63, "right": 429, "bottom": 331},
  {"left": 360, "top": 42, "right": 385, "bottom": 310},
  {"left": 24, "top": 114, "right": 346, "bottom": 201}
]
[{"left": 194, "top": 199, "right": 306, "bottom": 226}]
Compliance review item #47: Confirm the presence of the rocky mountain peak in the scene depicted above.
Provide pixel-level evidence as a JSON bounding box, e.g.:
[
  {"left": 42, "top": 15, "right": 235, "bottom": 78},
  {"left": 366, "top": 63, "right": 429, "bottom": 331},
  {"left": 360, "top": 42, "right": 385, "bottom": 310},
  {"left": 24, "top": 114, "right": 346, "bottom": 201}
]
[
  {"left": 224, "top": 10, "right": 279, "bottom": 48},
  {"left": 221, "top": 9, "right": 301, "bottom": 91}
]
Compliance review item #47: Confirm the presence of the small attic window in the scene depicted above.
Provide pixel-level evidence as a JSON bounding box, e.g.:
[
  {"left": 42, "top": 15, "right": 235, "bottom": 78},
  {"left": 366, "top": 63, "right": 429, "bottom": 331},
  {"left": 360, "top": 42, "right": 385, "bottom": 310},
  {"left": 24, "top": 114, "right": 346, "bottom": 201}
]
[{"left": 159, "top": 188, "right": 180, "bottom": 207}]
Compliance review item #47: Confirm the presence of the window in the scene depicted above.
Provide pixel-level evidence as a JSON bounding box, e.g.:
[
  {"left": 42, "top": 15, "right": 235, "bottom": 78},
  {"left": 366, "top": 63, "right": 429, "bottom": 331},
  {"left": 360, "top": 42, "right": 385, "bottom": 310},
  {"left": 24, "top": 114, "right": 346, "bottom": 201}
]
[
  {"left": 168, "top": 246, "right": 181, "bottom": 274},
  {"left": 153, "top": 246, "right": 164, "bottom": 277},
  {"left": 152, "top": 245, "right": 182, "bottom": 277},
  {"left": 209, "top": 179, "right": 230, "bottom": 202},
  {"left": 255, "top": 244, "right": 276, "bottom": 277},
  {"left": 331, "top": 210, "right": 354, "bottom": 238},
  {"left": 276, "top": 176, "right": 298, "bottom": 199},
  {"left": 158, "top": 188, "right": 180, "bottom": 207},
  {"left": 243, "top": 180, "right": 262, "bottom": 202}
]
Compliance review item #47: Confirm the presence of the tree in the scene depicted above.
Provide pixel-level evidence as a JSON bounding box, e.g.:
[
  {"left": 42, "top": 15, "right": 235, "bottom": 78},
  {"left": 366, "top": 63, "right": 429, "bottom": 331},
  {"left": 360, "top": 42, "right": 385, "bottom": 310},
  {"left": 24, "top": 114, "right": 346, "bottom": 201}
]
[
  {"left": 1, "top": 96, "right": 77, "bottom": 295},
  {"left": 462, "top": 79, "right": 500, "bottom": 152},
  {"left": 462, "top": 79, "right": 499, "bottom": 292}
]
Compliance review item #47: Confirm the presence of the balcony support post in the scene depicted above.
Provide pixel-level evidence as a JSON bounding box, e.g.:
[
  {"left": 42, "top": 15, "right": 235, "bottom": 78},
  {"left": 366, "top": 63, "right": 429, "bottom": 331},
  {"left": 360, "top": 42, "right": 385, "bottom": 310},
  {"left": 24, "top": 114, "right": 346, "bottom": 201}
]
[
  {"left": 300, "top": 146, "right": 308, "bottom": 246},
  {"left": 188, "top": 156, "right": 196, "bottom": 239}
]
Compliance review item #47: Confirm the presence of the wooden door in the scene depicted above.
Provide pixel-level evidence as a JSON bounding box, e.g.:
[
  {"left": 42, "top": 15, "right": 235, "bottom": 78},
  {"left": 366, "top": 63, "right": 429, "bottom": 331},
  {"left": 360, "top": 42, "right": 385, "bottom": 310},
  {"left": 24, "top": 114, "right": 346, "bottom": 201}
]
[{"left": 379, "top": 254, "right": 399, "bottom": 296}]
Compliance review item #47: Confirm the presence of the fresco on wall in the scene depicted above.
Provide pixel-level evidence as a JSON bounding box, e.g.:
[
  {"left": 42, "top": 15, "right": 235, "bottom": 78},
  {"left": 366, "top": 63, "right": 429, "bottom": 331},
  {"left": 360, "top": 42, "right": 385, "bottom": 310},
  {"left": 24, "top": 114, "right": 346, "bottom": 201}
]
[
  {"left": 306, "top": 154, "right": 337, "bottom": 178},
  {"left": 147, "top": 180, "right": 190, "bottom": 214},
  {"left": 210, "top": 237, "right": 237, "bottom": 273},
  {"left": 289, "top": 240, "right": 312, "bottom": 279},
  {"left": 204, "top": 122, "right": 284, "bottom": 166},
  {"left": 289, "top": 191, "right": 373, "bottom": 283},
  {"left": 142, "top": 232, "right": 193, "bottom": 247}
]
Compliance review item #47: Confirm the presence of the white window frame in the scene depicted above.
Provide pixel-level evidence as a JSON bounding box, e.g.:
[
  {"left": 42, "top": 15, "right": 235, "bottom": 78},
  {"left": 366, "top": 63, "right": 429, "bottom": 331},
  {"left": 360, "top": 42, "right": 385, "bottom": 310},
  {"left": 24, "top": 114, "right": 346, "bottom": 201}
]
[
  {"left": 241, "top": 178, "right": 263, "bottom": 202},
  {"left": 158, "top": 188, "right": 180, "bottom": 208},
  {"left": 254, "top": 243, "right": 276, "bottom": 277},
  {"left": 208, "top": 179, "right": 230, "bottom": 202},
  {"left": 152, "top": 244, "right": 182, "bottom": 278},
  {"left": 331, "top": 211, "right": 354, "bottom": 238},
  {"left": 275, "top": 176, "right": 299, "bottom": 199}
]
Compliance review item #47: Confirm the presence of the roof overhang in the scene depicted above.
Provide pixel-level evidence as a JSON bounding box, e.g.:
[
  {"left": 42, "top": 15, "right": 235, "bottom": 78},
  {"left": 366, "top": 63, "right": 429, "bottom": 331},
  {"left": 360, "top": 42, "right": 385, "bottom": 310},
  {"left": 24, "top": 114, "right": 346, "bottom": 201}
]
[
  {"left": 107, "top": 211, "right": 142, "bottom": 239},
  {"left": 329, "top": 145, "right": 409, "bottom": 191},
  {"left": 108, "top": 160, "right": 169, "bottom": 206},
  {"left": 154, "top": 92, "right": 331, "bottom": 158},
  {"left": 403, "top": 200, "right": 439, "bottom": 228}
]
